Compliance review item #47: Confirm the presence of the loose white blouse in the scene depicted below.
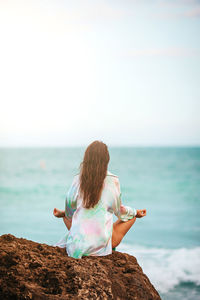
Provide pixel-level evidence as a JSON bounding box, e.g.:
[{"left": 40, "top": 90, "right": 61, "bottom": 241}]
[{"left": 56, "top": 171, "right": 137, "bottom": 258}]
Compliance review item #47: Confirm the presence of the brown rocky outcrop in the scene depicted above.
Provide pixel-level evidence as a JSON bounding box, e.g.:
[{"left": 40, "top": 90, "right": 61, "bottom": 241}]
[{"left": 0, "top": 234, "right": 161, "bottom": 299}]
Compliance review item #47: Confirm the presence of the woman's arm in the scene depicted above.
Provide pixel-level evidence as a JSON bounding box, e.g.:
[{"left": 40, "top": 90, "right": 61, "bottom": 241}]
[
  {"left": 53, "top": 176, "right": 79, "bottom": 220},
  {"left": 113, "top": 177, "right": 137, "bottom": 221},
  {"left": 112, "top": 177, "right": 147, "bottom": 220},
  {"left": 65, "top": 175, "right": 79, "bottom": 220},
  {"left": 120, "top": 206, "right": 146, "bottom": 218}
]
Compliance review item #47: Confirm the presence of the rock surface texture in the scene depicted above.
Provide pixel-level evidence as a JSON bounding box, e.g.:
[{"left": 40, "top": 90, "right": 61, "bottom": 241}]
[{"left": 0, "top": 234, "right": 161, "bottom": 299}]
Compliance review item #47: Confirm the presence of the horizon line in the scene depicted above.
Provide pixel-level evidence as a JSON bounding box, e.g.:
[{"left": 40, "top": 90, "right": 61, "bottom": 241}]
[{"left": 0, "top": 144, "right": 200, "bottom": 148}]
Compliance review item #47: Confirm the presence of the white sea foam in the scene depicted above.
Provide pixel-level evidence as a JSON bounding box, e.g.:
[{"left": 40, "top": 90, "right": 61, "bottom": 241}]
[{"left": 117, "top": 243, "right": 200, "bottom": 293}]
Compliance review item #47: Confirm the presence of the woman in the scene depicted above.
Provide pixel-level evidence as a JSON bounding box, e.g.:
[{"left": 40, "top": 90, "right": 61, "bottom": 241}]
[{"left": 54, "top": 140, "right": 146, "bottom": 259}]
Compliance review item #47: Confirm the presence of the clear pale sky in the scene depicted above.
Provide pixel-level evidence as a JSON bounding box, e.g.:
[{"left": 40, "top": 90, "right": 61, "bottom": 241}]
[{"left": 0, "top": 0, "right": 200, "bottom": 147}]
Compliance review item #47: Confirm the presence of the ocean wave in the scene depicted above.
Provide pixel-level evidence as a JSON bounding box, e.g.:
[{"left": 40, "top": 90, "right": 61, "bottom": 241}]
[{"left": 117, "top": 243, "right": 200, "bottom": 293}]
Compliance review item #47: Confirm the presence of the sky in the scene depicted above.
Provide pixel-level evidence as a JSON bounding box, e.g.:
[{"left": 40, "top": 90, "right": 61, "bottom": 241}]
[{"left": 0, "top": 0, "right": 200, "bottom": 147}]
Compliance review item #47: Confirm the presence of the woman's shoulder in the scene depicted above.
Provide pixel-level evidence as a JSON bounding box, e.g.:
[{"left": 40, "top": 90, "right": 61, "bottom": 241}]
[
  {"left": 74, "top": 171, "right": 118, "bottom": 178},
  {"left": 74, "top": 173, "right": 80, "bottom": 179},
  {"left": 71, "top": 173, "right": 80, "bottom": 185},
  {"left": 106, "top": 170, "right": 119, "bottom": 179},
  {"left": 106, "top": 171, "right": 120, "bottom": 193}
]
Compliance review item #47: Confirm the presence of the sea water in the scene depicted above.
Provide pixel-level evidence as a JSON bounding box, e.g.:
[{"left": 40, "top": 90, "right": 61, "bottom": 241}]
[{"left": 0, "top": 147, "right": 200, "bottom": 299}]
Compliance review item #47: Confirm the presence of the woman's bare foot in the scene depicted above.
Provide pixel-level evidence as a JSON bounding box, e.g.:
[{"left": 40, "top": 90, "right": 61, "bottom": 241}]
[{"left": 53, "top": 208, "right": 65, "bottom": 218}]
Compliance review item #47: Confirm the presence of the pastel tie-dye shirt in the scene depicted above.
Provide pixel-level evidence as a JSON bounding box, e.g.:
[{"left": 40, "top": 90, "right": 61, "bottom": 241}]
[{"left": 58, "top": 171, "right": 137, "bottom": 259}]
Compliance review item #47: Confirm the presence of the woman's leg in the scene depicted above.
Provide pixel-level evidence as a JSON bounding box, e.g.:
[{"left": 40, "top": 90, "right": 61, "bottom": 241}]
[
  {"left": 112, "top": 217, "right": 136, "bottom": 248},
  {"left": 53, "top": 208, "right": 72, "bottom": 230},
  {"left": 63, "top": 216, "right": 72, "bottom": 231}
]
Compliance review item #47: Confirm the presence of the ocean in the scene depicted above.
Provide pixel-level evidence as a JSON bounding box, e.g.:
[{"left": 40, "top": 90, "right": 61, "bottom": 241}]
[{"left": 0, "top": 147, "right": 200, "bottom": 299}]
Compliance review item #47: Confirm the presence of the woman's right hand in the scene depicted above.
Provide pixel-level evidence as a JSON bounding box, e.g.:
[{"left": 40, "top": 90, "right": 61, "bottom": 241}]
[{"left": 136, "top": 209, "right": 146, "bottom": 218}]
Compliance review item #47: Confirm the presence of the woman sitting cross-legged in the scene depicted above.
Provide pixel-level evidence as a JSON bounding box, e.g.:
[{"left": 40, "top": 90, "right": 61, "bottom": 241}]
[{"left": 54, "top": 140, "right": 146, "bottom": 259}]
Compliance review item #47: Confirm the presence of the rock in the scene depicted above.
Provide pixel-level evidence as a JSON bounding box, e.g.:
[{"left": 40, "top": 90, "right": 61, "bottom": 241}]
[{"left": 0, "top": 234, "right": 161, "bottom": 299}]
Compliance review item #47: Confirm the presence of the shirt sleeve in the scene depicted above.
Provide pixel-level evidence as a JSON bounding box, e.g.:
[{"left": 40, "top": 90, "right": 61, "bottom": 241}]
[
  {"left": 113, "top": 177, "right": 137, "bottom": 221},
  {"left": 65, "top": 175, "right": 79, "bottom": 220}
]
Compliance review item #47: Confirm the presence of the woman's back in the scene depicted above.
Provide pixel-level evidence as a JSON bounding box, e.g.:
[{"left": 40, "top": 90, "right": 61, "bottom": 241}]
[{"left": 65, "top": 171, "right": 120, "bottom": 258}]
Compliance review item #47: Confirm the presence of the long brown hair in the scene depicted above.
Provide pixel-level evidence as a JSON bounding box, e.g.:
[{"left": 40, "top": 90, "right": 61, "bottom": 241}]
[{"left": 79, "top": 140, "right": 110, "bottom": 209}]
